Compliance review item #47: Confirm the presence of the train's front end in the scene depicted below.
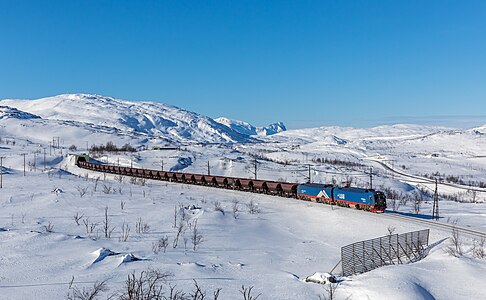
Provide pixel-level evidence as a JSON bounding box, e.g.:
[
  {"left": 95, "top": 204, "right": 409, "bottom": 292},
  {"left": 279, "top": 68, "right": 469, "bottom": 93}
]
[{"left": 373, "top": 191, "right": 387, "bottom": 213}]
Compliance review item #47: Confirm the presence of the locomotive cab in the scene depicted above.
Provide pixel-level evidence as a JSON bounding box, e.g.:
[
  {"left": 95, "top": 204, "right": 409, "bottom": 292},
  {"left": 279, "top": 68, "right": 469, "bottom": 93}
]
[{"left": 374, "top": 191, "right": 387, "bottom": 212}]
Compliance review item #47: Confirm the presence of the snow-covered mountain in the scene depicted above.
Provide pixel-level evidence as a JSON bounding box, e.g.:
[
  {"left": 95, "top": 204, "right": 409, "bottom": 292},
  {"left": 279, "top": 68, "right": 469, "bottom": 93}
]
[
  {"left": 0, "top": 94, "right": 257, "bottom": 144},
  {"left": 0, "top": 105, "right": 41, "bottom": 120},
  {"left": 214, "top": 117, "right": 286, "bottom": 136},
  {"left": 469, "top": 124, "right": 486, "bottom": 135}
]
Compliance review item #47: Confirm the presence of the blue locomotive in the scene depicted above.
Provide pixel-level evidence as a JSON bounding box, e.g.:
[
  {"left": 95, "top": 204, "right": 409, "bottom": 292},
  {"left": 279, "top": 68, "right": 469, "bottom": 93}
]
[{"left": 296, "top": 183, "right": 387, "bottom": 213}]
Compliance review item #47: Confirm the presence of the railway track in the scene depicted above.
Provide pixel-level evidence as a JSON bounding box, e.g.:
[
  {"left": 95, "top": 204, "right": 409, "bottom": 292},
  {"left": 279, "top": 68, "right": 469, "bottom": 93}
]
[
  {"left": 371, "top": 159, "right": 486, "bottom": 193},
  {"left": 383, "top": 211, "right": 486, "bottom": 239},
  {"left": 75, "top": 156, "right": 486, "bottom": 238}
]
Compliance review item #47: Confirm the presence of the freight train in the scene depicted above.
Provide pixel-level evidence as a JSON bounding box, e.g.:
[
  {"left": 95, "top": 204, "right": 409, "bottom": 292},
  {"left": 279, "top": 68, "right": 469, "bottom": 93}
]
[{"left": 75, "top": 155, "right": 387, "bottom": 213}]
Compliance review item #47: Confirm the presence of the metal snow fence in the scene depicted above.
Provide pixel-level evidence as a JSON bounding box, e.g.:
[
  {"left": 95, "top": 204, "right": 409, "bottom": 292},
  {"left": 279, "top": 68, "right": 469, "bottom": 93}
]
[{"left": 341, "top": 229, "right": 429, "bottom": 276}]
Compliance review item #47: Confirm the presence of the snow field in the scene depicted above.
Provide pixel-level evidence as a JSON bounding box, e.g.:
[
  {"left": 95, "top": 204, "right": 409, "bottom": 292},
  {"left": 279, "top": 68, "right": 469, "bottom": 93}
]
[{"left": 0, "top": 154, "right": 485, "bottom": 299}]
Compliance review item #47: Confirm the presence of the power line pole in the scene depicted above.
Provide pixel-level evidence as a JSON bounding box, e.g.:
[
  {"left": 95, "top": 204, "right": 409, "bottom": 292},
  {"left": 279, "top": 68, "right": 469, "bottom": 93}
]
[
  {"left": 207, "top": 161, "right": 210, "bottom": 175},
  {"left": 307, "top": 164, "right": 311, "bottom": 183},
  {"left": 48, "top": 141, "right": 52, "bottom": 156},
  {"left": 161, "top": 159, "right": 164, "bottom": 171},
  {"left": 432, "top": 178, "right": 439, "bottom": 220},
  {"left": 369, "top": 167, "right": 373, "bottom": 189},
  {"left": 254, "top": 159, "right": 257, "bottom": 180},
  {"left": 249, "top": 159, "right": 258, "bottom": 179},
  {"left": 33, "top": 153, "right": 36, "bottom": 172},
  {"left": 0, "top": 156, "right": 4, "bottom": 188}
]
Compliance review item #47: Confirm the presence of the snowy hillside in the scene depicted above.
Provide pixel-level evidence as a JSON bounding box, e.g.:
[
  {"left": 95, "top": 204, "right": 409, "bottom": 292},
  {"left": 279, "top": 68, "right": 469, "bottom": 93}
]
[
  {"left": 0, "top": 105, "right": 41, "bottom": 120},
  {"left": 1, "top": 94, "right": 486, "bottom": 299},
  {"left": 215, "top": 117, "right": 286, "bottom": 136},
  {"left": 469, "top": 124, "right": 486, "bottom": 135},
  {"left": 1, "top": 94, "right": 254, "bottom": 144},
  {"left": 0, "top": 141, "right": 485, "bottom": 299}
]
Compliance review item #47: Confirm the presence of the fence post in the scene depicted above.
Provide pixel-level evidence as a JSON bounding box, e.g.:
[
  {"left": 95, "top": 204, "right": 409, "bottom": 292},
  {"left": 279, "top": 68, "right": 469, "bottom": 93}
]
[
  {"left": 362, "top": 241, "right": 366, "bottom": 272},
  {"left": 371, "top": 239, "right": 375, "bottom": 269}
]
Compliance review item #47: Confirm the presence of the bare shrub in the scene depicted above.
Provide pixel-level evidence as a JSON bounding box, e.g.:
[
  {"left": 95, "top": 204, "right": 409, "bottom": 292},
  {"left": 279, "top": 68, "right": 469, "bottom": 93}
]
[
  {"left": 21, "top": 212, "right": 27, "bottom": 224},
  {"left": 83, "top": 218, "right": 89, "bottom": 233},
  {"left": 103, "top": 206, "right": 115, "bottom": 238},
  {"left": 213, "top": 201, "right": 225, "bottom": 215},
  {"left": 76, "top": 186, "right": 88, "bottom": 198},
  {"left": 246, "top": 199, "right": 260, "bottom": 214},
  {"left": 113, "top": 268, "right": 172, "bottom": 300},
  {"left": 120, "top": 200, "right": 126, "bottom": 211},
  {"left": 191, "top": 220, "right": 203, "bottom": 251},
  {"left": 135, "top": 217, "right": 150, "bottom": 234},
  {"left": 445, "top": 227, "right": 464, "bottom": 257},
  {"left": 240, "top": 285, "right": 261, "bottom": 300},
  {"left": 153, "top": 236, "right": 169, "bottom": 254},
  {"left": 43, "top": 221, "right": 54, "bottom": 233},
  {"left": 190, "top": 279, "right": 220, "bottom": 300},
  {"left": 93, "top": 176, "right": 100, "bottom": 192},
  {"left": 173, "top": 222, "right": 185, "bottom": 249},
  {"left": 139, "top": 178, "right": 146, "bottom": 186},
  {"left": 129, "top": 176, "right": 138, "bottom": 185},
  {"left": 102, "top": 184, "right": 112, "bottom": 194},
  {"left": 413, "top": 192, "right": 423, "bottom": 214},
  {"left": 472, "top": 237, "right": 485, "bottom": 259},
  {"left": 119, "top": 223, "right": 130, "bottom": 242},
  {"left": 67, "top": 278, "right": 108, "bottom": 300},
  {"left": 173, "top": 204, "right": 178, "bottom": 228},
  {"left": 232, "top": 199, "right": 241, "bottom": 219},
  {"left": 114, "top": 174, "right": 124, "bottom": 183},
  {"left": 319, "top": 282, "right": 338, "bottom": 300},
  {"left": 390, "top": 197, "right": 400, "bottom": 212},
  {"left": 387, "top": 225, "right": 396, "bottom": 236},
  {"left": 83, "top": 218, "right": 98, "bottom": 235},
  {"left": 74, "top": 212, "right": 84, "bottom": 226}
]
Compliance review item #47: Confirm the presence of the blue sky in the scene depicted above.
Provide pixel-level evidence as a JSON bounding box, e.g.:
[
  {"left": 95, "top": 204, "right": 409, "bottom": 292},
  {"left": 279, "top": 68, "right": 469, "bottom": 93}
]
[{"left": 1, "top": 1, "right": 486, "bottom": 129}]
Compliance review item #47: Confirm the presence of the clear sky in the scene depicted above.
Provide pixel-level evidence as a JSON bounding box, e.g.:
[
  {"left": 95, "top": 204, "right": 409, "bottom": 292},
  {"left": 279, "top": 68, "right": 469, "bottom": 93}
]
[{"left": 1, "top": 1, "right": 486, "bottom": 129}]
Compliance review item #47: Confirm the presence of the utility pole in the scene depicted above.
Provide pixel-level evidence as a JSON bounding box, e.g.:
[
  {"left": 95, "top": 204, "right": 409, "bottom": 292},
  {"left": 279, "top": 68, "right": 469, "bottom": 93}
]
[
  {"left": 161, "top": 159, "right": 164, "bottom": 171},
  {"left": 33, "top": 153, "right": 36, "bottom": 172},
  {"left": 432, "top": 179, "right": 439, "bottom": 220},
  {"left": 307, "top": 164, "right": 311, "bottom": 183},
  {"left": 254, "top": 159, "right": 257, "bottom": 180},
  {"left": 117, "top": 157, "right": 120, "bottom": 167},
  {"left": 207, "top": 161, "right": 210, "bottom": 175},
  {"left": 48, "top": 142, "right": 52, "bottom": 156},
  {"left": 22, "top": 153, "right": 26, "bottom": 176},
  {"left": 248, "top": 159, "right": 258, "bottom": 179},
  {"left": 130, "top": 157, "right": 133, "bottom": 169},
  {"left": 369, "top": 167, "right": 373, "bottom": 189},
  {"left": 86, "top": 141, "right": 89, "bottom": 153},
  {"left": 0, "top": 156, "right": 4, "bottom": 188}
]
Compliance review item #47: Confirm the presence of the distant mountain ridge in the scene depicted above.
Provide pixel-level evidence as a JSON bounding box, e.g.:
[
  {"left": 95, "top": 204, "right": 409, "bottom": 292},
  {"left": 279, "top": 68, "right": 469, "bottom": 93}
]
[
  {"left": 214, "top": 117, "right": 286, "bottom": 136},
  {"left": 1, "top": 94, "right": 276, "bottom": 144}
]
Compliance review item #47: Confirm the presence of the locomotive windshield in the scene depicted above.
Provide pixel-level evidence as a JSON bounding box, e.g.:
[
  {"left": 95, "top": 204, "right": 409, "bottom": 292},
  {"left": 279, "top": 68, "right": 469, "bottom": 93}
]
[{"left": 374, "top": 192, "right": 387, "bottom": 210}]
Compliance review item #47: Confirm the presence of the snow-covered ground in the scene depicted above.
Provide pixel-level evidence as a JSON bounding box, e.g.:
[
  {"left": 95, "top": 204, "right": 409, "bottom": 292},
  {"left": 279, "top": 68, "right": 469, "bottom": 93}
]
[{"left": 1, "top": 94, "right": 485, "bottom": 299}]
